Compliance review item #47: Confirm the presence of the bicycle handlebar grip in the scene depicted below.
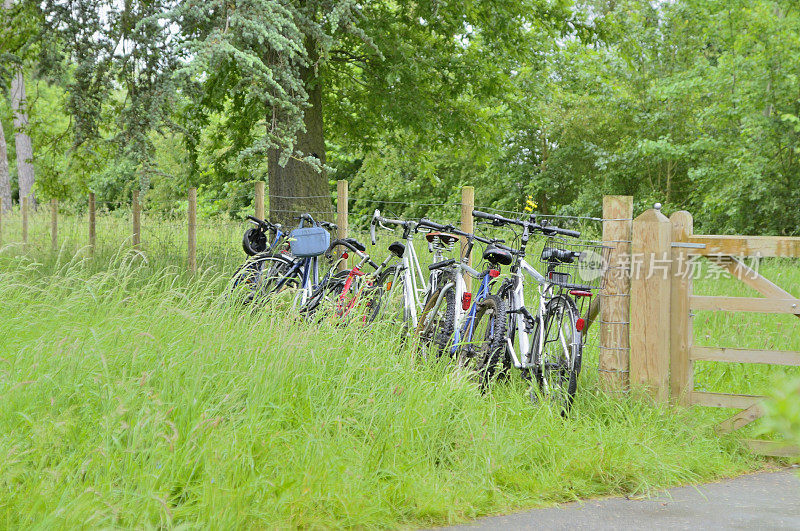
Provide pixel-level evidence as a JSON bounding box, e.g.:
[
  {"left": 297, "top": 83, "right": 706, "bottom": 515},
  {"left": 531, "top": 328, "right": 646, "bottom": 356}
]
[
  {"left": 472, "top": 210, "right": 496, "bottom": 221},
  {"left": 419, "top": 218, "right": 448, "bottom": 231},
  {"left": 370, "top": 222, "right": 377, "bottom": 245},
  {"left": 428, "top": 258, "right": 456, "bottom": 271},
  {"left": 553, "top": 227, "right": 581, "bottom": 238}
]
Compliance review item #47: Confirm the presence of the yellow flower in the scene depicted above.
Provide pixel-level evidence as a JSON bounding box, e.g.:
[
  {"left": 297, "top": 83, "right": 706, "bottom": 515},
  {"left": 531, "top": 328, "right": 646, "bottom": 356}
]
[{"left": 524, "top": 195, "right": 537, "bottom": 213}]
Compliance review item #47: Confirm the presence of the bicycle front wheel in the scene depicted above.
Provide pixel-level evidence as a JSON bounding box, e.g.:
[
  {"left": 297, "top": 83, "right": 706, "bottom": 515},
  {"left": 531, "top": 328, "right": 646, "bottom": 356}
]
[
  {"left": 229, "top": 254, "right": 296, "bottom": 303},
  {"left": 532, "top": 295, "right": 582, "bottom": 413}
]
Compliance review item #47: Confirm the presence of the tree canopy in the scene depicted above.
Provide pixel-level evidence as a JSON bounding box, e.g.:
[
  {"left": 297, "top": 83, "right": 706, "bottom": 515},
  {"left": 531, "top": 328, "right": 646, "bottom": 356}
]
[{"left": 1, "top": 0, "right": 798, "bottom": 234}]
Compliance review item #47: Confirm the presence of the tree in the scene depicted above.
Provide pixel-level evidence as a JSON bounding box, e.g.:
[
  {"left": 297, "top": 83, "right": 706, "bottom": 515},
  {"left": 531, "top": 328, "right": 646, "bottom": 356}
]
[
  {"left": 174, "top": 0, "right": 580, "bottom": 225},
  {"left": 4, "top": 0, "right": 36, "bottom": 206},
  {"left": 0, "top": 119, "right": 10, "bottom": 211}
]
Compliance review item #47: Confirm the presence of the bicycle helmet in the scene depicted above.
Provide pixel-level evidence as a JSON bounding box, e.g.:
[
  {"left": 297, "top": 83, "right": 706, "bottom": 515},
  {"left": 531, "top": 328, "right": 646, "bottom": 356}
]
[{"left": 242, "top": 227, "right": 268, "bottom": 256}]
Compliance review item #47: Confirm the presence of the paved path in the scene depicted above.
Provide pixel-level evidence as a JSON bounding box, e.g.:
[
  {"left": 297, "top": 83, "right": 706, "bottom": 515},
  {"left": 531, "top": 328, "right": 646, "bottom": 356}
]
[{"left": 446, "top": 468, "right": 800, "bottom": 530}]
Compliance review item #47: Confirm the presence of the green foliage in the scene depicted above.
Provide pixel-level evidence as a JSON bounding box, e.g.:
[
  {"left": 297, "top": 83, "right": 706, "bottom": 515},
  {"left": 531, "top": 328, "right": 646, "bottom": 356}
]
[{"left": 7, "top": 0, "right": 800, "bottom": 234}]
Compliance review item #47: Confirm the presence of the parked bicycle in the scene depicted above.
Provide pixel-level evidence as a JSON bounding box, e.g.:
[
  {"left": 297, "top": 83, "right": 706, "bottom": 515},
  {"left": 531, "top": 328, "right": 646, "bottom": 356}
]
[
  {"left": 229, "top": 214, "right": 337, "bottom": 308},
  {"left": 300, "top": 236, "right": 397, "bottom": 324},
  {"left": 414, "top": 218, "right": 509, "bottom": 383},
  {"left": 367, "top": 209, "right": 456, "bottom": 332},
  {"left": 472, "top": 209, "right": 608, "bottom": 412}
]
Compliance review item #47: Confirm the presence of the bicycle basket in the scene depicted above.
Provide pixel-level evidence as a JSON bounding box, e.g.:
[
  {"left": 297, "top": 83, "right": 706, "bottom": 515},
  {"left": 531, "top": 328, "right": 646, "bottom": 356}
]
[
  {"left": 538, "top": 237, "right": 611, "bottom": 291},
  {"left": 289, "top": 226, "right": 330, "bottom": 257}
]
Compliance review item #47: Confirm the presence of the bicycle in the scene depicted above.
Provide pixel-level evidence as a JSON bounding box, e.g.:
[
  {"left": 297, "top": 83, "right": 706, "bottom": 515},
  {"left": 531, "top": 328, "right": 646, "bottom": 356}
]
[
  {"left": 472, "top": 209, "right": 608, "bottom": 412},
  {"left": 231, "top": 214, "right": 337, "bottom": 309},
  {"left": 229, "top": 215, "right": 288, "bottom": 303},
  {"left": 367, "top": 209, "right": 455, "bottom": 331},
  {"left": 300, "top": 236, "right": 397, "bottom": 324}
]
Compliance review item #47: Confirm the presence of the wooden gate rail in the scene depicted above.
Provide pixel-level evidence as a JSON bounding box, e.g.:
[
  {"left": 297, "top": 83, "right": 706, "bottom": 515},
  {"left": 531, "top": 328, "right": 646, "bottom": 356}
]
[{"left": 644, "top": 211, "right": 800, "bottom": 457}]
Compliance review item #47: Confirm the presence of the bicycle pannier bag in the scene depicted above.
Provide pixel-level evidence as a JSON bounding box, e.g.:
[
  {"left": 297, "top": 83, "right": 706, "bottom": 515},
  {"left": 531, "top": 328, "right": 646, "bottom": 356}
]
[{"left": 289, "top": 227, "right": 330, "bottom": 257}]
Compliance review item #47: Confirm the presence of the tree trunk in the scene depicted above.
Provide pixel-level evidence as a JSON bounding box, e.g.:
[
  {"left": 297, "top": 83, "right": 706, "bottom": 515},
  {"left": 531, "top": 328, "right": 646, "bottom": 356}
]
[
  {"left": 267, "top": 41, "right": 333, "bottom": 228},
  {"left": 11, "top": 67, "right": 35, "bottom": 207},
  {"left": 0, "top": 120, "right": 11, "bottom": 212}
]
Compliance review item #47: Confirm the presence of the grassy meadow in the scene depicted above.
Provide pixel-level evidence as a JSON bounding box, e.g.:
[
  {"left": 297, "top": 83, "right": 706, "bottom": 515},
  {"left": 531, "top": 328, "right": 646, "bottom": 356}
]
[{"left": 0, "top": 210, "right": 798, "bottom": 528}]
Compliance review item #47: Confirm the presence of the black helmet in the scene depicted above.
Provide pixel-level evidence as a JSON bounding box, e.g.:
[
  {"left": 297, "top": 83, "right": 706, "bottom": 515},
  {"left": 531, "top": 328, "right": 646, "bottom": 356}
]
[{"left": 242, "top": 227, "right": 268, "bottom": 256}]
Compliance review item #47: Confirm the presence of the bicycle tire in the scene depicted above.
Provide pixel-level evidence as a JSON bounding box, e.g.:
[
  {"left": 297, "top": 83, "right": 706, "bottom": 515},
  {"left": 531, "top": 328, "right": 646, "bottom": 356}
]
[
  {"left": 229, "top": 253, "right": 296, "bottom": 303},
  {"left": 532, "top": 295, "right": 582, "bottom": 413},
  {"left": 457, "top": 294, "right": 507, "bottom": 386},
  {"left": 417, "top": 271, "right": 456, "bottom": 354},
  {"left": 363, "top": 266, "right": 398, "bottom": 324}
]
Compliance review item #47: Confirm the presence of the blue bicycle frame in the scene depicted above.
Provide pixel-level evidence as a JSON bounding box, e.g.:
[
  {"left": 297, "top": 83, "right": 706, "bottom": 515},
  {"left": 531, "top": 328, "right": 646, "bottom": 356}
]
[{"left": 450, "top": 271, "right": 494, "bottom": 354}]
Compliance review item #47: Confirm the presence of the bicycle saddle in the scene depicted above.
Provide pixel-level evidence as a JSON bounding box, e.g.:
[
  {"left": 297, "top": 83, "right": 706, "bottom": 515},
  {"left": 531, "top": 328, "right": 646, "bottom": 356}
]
[
  {"left": 425, "top": 231, "right": 459, "bottom": 245},
  {"left": 342, "top": 237, "right": 366, "bottom": 252},
  {"left": 483, "top": 244, "right": 513, "bottom": 266},
  {"left": 388, "top": 241, "right": 406, "bottom": 258}
]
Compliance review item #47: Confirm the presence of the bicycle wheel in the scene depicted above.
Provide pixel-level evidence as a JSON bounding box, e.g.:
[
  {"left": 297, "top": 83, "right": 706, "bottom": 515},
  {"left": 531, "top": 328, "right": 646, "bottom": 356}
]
[
  {"left": 532, "top": 295, "right": 582, "bottom": 412},
  {"left": 416, "top": 271, "right": 456, "bottom": 354},
  {"left": 456, "top": 294, "right": 507, "bottom": 386},
  {"left": 301, "top": 270, "right": 356, "bottom": 320},
  {"left": 363, "top": 266, "right": 399, "bottom": 324},
  {"left": 369, "top": 266, "right": 416, "bottom": 325},
  {"left": 229, "top": 254, "right": 296, "bottom": 303}
]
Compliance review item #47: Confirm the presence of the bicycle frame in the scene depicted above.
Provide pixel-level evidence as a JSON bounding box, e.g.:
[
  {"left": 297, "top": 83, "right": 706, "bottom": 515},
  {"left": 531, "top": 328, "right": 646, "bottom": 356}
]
[
  {"left": 504, "top": 258, "right": 571, "bottom": 370},
  {"left": 271, "top": 254, "right": 320, "bottom": 308},
  {"left": 451, "top": 270, "right": 495, "bottom": 354}
]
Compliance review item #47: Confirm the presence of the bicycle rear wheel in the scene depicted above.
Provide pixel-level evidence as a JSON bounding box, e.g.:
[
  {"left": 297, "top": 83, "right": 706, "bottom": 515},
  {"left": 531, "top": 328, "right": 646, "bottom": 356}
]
[
  {"left": 456, "top": 294, "right": 507, "bottom": 386},
  {"left": 532, "top": 295, "right": 582, "bottom": 413}
]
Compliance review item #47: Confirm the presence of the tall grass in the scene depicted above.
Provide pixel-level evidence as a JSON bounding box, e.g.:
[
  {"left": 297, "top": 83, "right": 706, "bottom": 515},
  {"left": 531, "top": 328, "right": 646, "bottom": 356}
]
[{"left": 0, "top": 247, "right": 764, "bottom": 528}]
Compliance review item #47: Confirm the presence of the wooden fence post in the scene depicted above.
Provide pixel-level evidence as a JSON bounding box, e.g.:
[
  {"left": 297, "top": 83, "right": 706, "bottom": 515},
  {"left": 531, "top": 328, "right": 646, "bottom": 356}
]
[
  {"left": 22, "top": 196, "right": 28, "bottom": 245},
  {"left": 132, "top": 190, "right": 141, "bottom": 248},
  {"left": 50, "top": 198, "right": 58, "bottom": 251},
  {"left": 0, "top": 197, "right": 3, "bottom": 247},
  {"left": 255, "top": 181, "right": 265, "bottom": 220},
  {"left": 630, "top": 207, "right": 672, "bottom": 403},
  {"left": 670, "top": 211, "right": 694, "bottom": 405},
  {"left": 88, "top": 192, "right": 96, "bottom": 254},
  {"left": 599, "top": 195, "right": 634, "bottom": 391},
  {"left": 460, "top": 185, "right": 475, "bottom": 291},
  {"left": 188, "top": 187, "right": 197, "bottom": 273},
  {"left": 337, "top": 180, "right": 348, "bottom": 271}
]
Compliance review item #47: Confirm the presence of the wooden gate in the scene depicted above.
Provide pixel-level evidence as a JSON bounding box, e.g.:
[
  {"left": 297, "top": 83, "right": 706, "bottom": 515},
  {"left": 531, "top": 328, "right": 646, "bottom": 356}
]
[{"left": 667, "top": 211, "right": 800, "bottom": 456}]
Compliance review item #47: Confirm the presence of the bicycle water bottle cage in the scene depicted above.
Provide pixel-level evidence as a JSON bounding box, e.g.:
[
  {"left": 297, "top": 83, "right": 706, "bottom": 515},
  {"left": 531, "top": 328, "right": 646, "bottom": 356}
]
[
  {"left": 483, "top": 245, "right": 513, "bottom": 266},
  {"left": 289, "top": 226, "right": 330, "bottom": 257},
  {"left": 242, "top": 227, "right": 268, "bottom": 256}
]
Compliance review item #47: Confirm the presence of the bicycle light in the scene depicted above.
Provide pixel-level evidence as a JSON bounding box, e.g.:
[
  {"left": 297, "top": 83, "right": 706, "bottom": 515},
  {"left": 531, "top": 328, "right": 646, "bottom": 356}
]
[
  {"left": 462, "top": 292, "right": 472, "bottom": 310},
  {"left": 576, "top": 318, "right": 586, "bottom": 332},
  {"left": 489, "top": 269, "right": 500, "bottom": 278}
]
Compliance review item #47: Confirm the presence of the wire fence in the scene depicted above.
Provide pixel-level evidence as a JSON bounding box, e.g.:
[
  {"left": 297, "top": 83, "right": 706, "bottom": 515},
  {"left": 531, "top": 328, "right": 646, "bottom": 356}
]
[{"left": 0, "top": 184, "right": 629, "bottom": 389}]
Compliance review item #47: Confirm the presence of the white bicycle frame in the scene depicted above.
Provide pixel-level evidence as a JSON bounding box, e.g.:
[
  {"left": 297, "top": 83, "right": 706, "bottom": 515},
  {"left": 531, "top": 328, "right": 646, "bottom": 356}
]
[
  {"left": 372, "top": 211, "right": 447, "bottom": 329},
  {"left": 504, "top": 257, "right": 579, "bottom": 370}
]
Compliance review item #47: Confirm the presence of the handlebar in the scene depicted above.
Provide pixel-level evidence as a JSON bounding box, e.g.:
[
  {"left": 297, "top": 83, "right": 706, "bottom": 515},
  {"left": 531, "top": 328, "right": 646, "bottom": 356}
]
[
  {"left": 247, "top": 215, "right": 282, "bottom": 232},
  {"left": 472, "top": 210, "right": 580, "bottom": 238},
  {"left": 370, "top": 209, "right": 416, "bottom": 245}
]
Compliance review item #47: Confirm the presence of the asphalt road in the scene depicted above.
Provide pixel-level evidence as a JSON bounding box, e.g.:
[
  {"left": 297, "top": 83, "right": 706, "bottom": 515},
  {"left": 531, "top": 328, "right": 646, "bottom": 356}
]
[{"left": 444, "top": 468, "right": 800, "bottom": 530}]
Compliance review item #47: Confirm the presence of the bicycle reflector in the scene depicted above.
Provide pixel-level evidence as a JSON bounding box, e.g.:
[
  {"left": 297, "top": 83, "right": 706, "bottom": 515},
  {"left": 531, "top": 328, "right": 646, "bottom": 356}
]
[
  {"left": 342, "top": 252, "right": 348, "bottom": 259},
  {"left": 489, "top": 269, "right": 500, "bottom": 278},
  {"left": 385, "top": 281, "right": 392, "bottom": 292},
  {"left": 462, "top": 292, "right": 472, "bottom": 310},
  {"left": 576, "top": 318, "right": 586, "bottom": 332}
]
